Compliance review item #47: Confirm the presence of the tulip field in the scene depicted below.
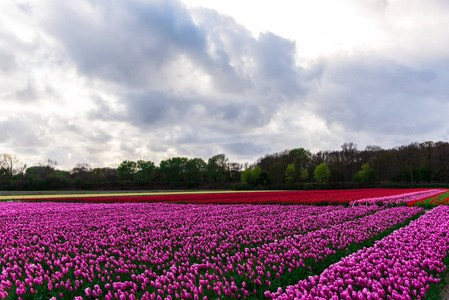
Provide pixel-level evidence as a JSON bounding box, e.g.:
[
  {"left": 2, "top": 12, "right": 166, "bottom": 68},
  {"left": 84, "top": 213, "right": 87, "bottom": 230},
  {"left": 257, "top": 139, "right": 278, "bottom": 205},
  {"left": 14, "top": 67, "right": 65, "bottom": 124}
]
[
  {"left": 407, "top": 191, "right": 449, "bottom": 207},
  {"left": 269, "top": 205, "right": 449, "bottom": 300},
  {"left": 12, "top": 188, "right": 441, "bottom": 205},
  {"left": 1, "top": 189, "right": 449, "bottom": 299}
]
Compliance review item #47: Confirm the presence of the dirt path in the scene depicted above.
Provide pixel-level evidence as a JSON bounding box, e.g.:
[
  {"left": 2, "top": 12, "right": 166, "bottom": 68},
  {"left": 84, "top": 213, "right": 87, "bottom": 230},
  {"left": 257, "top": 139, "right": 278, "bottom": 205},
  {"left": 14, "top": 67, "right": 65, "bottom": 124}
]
[{"left": 440, "top": 272, "right": 449, "bottom": 300}]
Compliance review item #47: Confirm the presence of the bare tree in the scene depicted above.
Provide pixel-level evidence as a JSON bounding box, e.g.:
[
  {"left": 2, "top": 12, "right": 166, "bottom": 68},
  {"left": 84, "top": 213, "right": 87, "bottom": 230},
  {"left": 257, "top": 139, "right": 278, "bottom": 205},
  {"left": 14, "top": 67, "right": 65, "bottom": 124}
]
[
  {"left": 341, "top": 143, "right": 360, "bottom": 182},
  {"left": 432, "top": 142, "right": 449, "bottom": 183},
  {"left": 38, "top": 159, "right": 58, "bottom": 168},
  {"left": 0, "top": 153, "right": 26, "bottom": 176}
]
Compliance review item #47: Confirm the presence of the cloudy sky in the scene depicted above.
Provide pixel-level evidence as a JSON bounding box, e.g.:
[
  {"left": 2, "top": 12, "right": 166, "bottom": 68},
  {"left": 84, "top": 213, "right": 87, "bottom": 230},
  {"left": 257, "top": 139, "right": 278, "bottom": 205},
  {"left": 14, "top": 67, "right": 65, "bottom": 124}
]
[{"left": 1, "top": 0, "right": 449, "bottom": 169}]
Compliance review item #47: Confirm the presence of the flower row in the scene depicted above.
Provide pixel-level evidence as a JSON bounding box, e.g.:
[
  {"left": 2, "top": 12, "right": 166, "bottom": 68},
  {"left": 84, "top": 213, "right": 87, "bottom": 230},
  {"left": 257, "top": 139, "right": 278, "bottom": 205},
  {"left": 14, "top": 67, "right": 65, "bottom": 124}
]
[
  {"left": 17, "top": 189, "right": 432, "bottom": 205},
  {"left": 269, "top": 205, "right": 449, "bottom": 299},
  {"left": 350, "top": 189, "right": 445, "bottom": 205},
  {"left": 407, "top": 191, "right": 449, "bottom": 207},
  {"left": 0, "top": 202, "right": 422, "bottom": 299}
]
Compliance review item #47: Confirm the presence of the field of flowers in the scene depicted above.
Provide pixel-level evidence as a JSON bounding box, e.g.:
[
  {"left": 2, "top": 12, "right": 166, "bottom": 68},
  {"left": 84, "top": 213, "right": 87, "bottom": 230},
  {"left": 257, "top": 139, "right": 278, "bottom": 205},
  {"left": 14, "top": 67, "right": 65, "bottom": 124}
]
[
  {"left": 408, "top": 190, "right": 449, "bottom": 207},
  {"left": 269, "top": 205, "right": 449, "bottom": 299},
  {"left": 1, "top": 189, "right": 448, "bottom": 300},
  {"left": 351, "top": 189, "right": 446, "bottom": 206},
  {"left": 16, "top": 188, "right": 443, "bottom": 205},
  {"left": 0, "top": 202, "right": 425, "bottom": 299}
]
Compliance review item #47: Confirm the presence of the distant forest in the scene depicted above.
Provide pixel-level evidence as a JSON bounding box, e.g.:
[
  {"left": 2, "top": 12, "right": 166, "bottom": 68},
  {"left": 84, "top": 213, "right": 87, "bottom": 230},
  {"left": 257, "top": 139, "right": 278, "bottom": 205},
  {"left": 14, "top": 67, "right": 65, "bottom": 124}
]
[{"left": 1, "top": 141, "right": 449, "bottom": 191}]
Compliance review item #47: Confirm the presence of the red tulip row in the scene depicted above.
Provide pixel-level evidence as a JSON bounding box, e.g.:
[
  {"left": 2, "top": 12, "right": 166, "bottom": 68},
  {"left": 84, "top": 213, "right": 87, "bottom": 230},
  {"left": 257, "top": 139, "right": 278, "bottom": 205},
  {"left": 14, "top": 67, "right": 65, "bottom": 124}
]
[{"left": 18, "top": 189, "right": 432, "bottom": 204}]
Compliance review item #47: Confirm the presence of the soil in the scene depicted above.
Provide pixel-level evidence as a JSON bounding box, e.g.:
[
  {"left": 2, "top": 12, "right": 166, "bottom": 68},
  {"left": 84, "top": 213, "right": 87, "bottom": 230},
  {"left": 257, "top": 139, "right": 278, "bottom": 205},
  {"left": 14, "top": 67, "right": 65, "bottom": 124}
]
[{"left": 440, "top": 272, "right": 449, "bottom": 299}]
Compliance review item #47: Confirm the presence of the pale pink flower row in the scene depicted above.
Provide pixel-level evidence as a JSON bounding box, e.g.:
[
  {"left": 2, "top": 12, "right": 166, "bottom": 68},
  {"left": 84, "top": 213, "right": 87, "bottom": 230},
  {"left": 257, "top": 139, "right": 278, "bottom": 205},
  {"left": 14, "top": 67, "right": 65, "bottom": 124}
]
[{"left": 350, "top": 189, "right": 445, "bottom": 205}]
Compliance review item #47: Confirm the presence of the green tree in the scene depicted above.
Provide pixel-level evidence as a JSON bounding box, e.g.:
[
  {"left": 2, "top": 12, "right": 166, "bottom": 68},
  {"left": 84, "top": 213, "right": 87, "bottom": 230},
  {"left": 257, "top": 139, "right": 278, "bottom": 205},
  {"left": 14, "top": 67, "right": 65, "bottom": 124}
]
[
  {"left": 259, "top": 170, "right": 270, "bottom": 186},
  {"left": 135, "top": 160, "right": 156, "bottom": 185},
  {"left": 228, "top": 162, "right": 242, "bottom": 182},
  {"left": 284, "top": 164, "right": 296, "bottom": 184},
  {"left": 159, "top": 157, "right": 188, "bottom": 187},
  {"left": 241, "top": 168, "right": 252, "bottom": 185},
  {"left": 92, "top": 168, "right": 106, "bottom": 185},
  {"left": 290, "top": 148, "right": 311, "bottom": 177},
  {"left": 0, "top": 153, "right": 26, "bottom": 177},
  {"left": 314, "top": 162, "right": 330, "bottom": 185},
  {"left": 353, "top": 163, "right": 377, "bottom": 184},
  {"left": 117, "top": 160, "right": 137, "bottom": 181},
  {"left": 23, "top": 159, "right": 59, "bottom": 190},
  {"left": 207, "top": 154, "right": 228, "bottom": 184},
  {"left": 300, "top": 167, "right": 309, "bottom": 181},
  {"left": 251, "top": 166, "right": 262, "bottom": 185},
  {"left": 241, "top": 166, "right": 264, "bottom": 186},
  {"left": 185, "top": 158, "right": 207, "bottom": 188},
  {"left": 268, "top": 161, "right": 288, "bottom": 185},
  {"left": 102, "top": 167, "right": 119, "bottom": 183},
  {"left": 71, "top": 163, "right": 93, "bottom": 189}
]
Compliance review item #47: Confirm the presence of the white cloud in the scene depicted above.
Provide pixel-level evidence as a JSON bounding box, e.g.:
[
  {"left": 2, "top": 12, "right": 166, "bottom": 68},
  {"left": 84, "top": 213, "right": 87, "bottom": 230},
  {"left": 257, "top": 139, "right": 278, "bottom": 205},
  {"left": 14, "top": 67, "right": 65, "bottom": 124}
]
[{"left": 1, "top": 0, "right": 449, "bottom": 169}]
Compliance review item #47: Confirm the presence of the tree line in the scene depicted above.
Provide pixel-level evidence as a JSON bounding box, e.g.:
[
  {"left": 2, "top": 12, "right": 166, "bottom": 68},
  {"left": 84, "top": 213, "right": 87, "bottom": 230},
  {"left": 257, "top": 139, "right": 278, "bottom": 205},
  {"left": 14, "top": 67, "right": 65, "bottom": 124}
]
[
  {"left": 244, "top": 141, "right": 449, "bottom": 187},
  {"left": 0, "top": 154, "right": 241, "bottom": 190},
  {"left": 1, "top": 141, "right": 449, "bottom": 191}
]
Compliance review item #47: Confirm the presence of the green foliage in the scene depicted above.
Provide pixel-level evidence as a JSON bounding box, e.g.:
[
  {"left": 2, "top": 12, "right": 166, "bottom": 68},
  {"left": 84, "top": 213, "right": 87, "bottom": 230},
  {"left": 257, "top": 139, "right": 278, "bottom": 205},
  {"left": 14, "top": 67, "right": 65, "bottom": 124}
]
[
  {"left": 207, "top": 154, "right": 228, "bottom": 184},
  {"left": 159, "top": 157, "right": 189, "bottom": 187},
  {"left": 353, "top": 163, "right": 377, "bottom": 183},
  {"left": 412, "top": 191, "right": 449, "bottom": 208},
  {"left": 0, "top": 167, "right": 9, "bottom": 179},
  {"left": 284, "top": 164, "right": 296, "bottom": 184},
  {"left": 291, "top": 148, "right": 311, "bottom": 179},
  {"left": 300, "top": 167, "right": 309, "bottom": 181},
  {"left": 116, "top": 160, "right": 156, "bottom": 185},
  {"left": 241, "top": 166, "right": 268, "bottom": 186},
  {"left": 241, "top": 166, "right": 260, "bottom": 185},
  {"left": 92, "top": 168, "right": 106, "bottom": 185},
  {"left": 424, "top": 249, "right": 449, "bottom": 299},
  {"left": 135, "top": 160, "right": 156, "bottom": 185},
  {"left": 251, "top": 166, "right": 262, "bottom": 184},
  {"left": 314, "top": 162, "right": 330, "bottom": 184},
  {"left": 233, "top": 183, "right": 252, "bottom": 190},
  {"left": 268, "top": 161, "right": 288, "bottom": 185},
  {"left": 241, "top": 168, "right": 252, "bottom": 185},
  {"left": 259, "top": 170, "right": 270, "bottom": 186},
  {"left": 117, "top": 160, "right": 137, "bottom": 181},
  {"left": 185, "top": 158, "right": 207, "bottom": 188}
]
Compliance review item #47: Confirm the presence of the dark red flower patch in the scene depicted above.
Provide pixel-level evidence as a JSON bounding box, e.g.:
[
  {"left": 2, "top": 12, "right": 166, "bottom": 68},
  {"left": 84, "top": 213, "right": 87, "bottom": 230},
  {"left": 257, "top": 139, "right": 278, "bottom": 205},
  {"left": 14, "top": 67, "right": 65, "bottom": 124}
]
[{"left": 20, "top": 189, "right": 432, "bottom": 204}]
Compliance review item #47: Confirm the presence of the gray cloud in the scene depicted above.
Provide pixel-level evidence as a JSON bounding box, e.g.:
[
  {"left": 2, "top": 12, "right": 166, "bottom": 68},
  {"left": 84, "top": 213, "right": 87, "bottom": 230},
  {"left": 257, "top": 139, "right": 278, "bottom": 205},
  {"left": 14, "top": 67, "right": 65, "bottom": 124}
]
[
  {"left": 0, "top": 50, "right": 17, "bottom": 74},
  {"left": 15, "top": 80, "right": 39, "bottom": 101},
  {"left": 0, "top": 29, "right": 20, "bottom": 75},
  {"left": 252, "top": 32, "right": 304, "bottom": 97},
  {"left": 88, "top": 97, "right": 126, "bottom": 122},
  {"left": 0, "top": 115, "right": 50, "bottom": 150},
  {"left": 44, "top": 0, "right": 208, "bottom": 87},
  {"left": 39, "top": 0, "right": 309, "bottom": 152},
  {"left": 309, "top": 55, "right": 449, "bottom": 138},
  {"left": 224, "top": 142, "right": 269, "bottom": 156},
  {"left": 126, "top": 92, "right": 192, "bottom": 126},
  {"left": 1, "top": 0, "right": 449, "bottom": 169}
]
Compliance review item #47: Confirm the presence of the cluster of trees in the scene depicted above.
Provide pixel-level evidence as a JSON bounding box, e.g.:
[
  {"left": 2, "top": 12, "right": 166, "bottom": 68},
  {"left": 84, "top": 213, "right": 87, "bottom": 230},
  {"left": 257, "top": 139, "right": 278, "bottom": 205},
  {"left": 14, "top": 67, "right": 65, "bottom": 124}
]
[
  {"left": 240, "top": 148, "right": 330, "bottom": 186},
  {"left": 0, "top": 154, "right": 242, "bottom": 190},
  {"left": 1, "top": 141, "right": 449, "bottom": 191},
  {"left": 241, "top": 141, "right": 449, "bottom": 187},
  {"left": 115, "top": 154, "right": 241, "bottom": 188}
]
